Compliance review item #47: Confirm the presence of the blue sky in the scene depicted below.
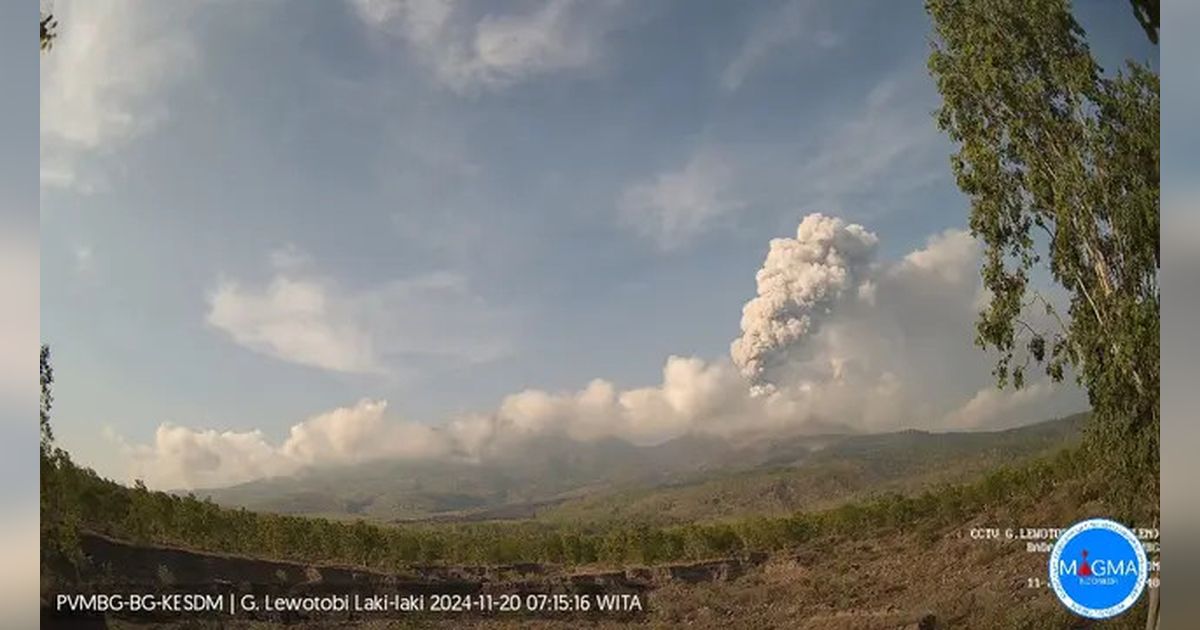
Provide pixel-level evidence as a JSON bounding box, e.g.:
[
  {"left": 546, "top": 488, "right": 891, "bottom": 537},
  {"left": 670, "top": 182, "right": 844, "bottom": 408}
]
[{"left": 38, "top": 0, "right": 1156, "bottom": 486}]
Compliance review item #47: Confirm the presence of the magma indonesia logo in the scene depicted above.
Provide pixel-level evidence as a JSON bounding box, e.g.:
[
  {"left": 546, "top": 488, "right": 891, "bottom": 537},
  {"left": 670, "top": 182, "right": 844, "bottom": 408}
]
[{"left": 1049, "top": 518, "right": 1148, "bottom": 619}]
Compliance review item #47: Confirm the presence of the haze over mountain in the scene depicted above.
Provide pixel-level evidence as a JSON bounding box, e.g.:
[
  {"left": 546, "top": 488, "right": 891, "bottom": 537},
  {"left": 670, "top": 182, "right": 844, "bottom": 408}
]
[{"left": 199, "top": 412, "right": 1088, "bottom": 523}]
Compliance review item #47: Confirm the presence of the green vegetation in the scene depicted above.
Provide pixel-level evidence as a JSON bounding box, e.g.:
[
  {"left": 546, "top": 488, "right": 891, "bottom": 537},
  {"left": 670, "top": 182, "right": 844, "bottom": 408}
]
[
  {"left": 923, "top": 4, "right": 1161, "bottom": 620},
  {"left": 39, "top": 3, "right": 1160, "bottom": 625},
  {"left": 40, "top": 11, "right": 57, "bottom": 51},
  {"left": 926, "top": 0, "right": 1160, "bottom": 497},
  {"left": 41, "top": 346, "right": 82, "bottom": 589},
  {"left": 1128, "top": 0, "right": 1159, "bottom": 44},
  {"left": 536, "top": 416, "right": 1086, "bottom": 527},
  {"left": 42, "top": 346, "right": 1110, "bottom": 584},
  {"left": 44, "top": 431, "right": 1111, "bottom": 577}
]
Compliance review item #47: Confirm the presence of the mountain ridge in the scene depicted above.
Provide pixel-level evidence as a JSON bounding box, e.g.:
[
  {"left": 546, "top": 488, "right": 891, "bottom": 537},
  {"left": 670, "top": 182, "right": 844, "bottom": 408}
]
[{"left": 198, "top": 412, "right": 1089, "bottom": 523}]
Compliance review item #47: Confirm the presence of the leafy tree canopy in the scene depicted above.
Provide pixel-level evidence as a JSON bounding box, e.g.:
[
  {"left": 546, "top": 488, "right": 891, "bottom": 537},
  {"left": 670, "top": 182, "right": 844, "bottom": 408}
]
[
  {"left": 41, "top": 12, "right": 56, "bottom": 51},
  {"left": 1129, "top": 0, "right": 1159, "bottom": 44},
  {"left": 925, "top": 0, "right": 1159, "bottom": 483}
]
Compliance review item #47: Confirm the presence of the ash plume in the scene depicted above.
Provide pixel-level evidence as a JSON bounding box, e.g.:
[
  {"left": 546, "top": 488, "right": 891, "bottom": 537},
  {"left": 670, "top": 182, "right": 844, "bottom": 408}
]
[
  {"left": 119, "top": 215, "right": 1086, "bottom": 490},
  {"left": 730, "top": 213, "right": 878, "bottom": 393}
]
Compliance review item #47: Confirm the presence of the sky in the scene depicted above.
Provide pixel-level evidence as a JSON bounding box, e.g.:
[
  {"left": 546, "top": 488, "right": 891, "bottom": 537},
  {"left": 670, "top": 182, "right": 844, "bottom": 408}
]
[{"left": 38, "top": 0, "right": 1157, "bottom": 490}]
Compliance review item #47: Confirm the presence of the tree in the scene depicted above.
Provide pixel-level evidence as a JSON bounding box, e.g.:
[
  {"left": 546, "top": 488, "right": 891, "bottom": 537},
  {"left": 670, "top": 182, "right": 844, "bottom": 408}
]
[
  {"left": 40, "top": 345, "right": 54, "bottom": 456},
  {"left": 1129, "top": 0, "right": 1159, "bottom": 44},
  {"left": 41, "top": 346, "right": 83, "bottom": 589},
  {"left": 925, "top": 0, "right": 1159, "bottom": 487},
  {"left": 41, "top": 12, "right": 57, "bottom": 51}
]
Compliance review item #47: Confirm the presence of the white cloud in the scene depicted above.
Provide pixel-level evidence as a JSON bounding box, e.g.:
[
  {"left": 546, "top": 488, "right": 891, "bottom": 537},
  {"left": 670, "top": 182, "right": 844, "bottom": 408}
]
[
  {"left": 619, "top": 152, "right": 744, "bottom": 250},
  {"left": 208, "top": 275, "right": 383, "bottom": 374},
  {"left": 122, "top": 360, "right": 768, "bottom": 489},
  {"left": 281, "top": 399, "right": 448, "bottom": 465},
  {"left": 40, "top": 0, "right": 195, "bottom": 191},
  {"left": 123, "top": 399, "right": 453, "bottom": 489},
  {"left": 486, "top": 356, "right": 760, "bottom": 448},
  {"left": 721, "top": 0, "right": 838, "bottom": 92},
  {"left": 130, "top": 216, "right": 1085, "bottom": 488},
  {"left": 893, "top": 228, "right": 980, "bottom": 286},
  {"left": 351, "top": 0, "right": 629, "bottom": 93},
  {"left": 206, "top": 254, "right": 512, "bottom": 374},
  {"left": 124, "top": 424, "right": 293, "bottom": 490}
]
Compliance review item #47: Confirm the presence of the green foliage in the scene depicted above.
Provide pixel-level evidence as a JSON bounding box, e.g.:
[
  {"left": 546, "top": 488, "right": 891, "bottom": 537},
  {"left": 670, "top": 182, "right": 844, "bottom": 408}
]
[
  {"left": 41, "top": 12, "right": 57, "bottom": 51},
  {"left": 41, "top": 346, "right": 83, "bottom": 590},
  {"left": 40, "top": 345, "right": 54, "bottom": 454},
  {"left": 39, "top": 344, "right": 1096, "bottom": 583},
  {"left": 925, "top": 0, "right": 1159, "bottom": 489},
  {"left": 40, "top": 349, "right": 1115, "bottom": 594},
  {"left": 43, "top": 440, "right": 1099, "bottom": 578},
  {"left": 1128, "top": 0, "right": 1159, "bottom": 44}
]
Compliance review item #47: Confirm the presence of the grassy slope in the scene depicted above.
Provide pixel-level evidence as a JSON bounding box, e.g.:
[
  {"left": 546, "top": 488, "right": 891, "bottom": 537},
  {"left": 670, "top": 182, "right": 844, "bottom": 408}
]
[
  {"left": 417, "top": 475, "right": 1153, "bottom": 630},
  {"left": 94, "top": 440, "right": 1157, "bottom": 630}
]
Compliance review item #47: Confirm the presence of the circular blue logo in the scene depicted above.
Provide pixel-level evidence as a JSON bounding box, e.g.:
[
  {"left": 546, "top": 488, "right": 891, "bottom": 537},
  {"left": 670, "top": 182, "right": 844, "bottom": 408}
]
[{"left": 1048, "top": 518, "right": 1148, "bottom": 619}]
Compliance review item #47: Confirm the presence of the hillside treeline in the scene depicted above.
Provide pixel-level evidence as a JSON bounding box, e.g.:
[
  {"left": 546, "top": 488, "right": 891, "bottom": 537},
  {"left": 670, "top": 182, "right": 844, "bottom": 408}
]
[
  {"left": 44, "top": 443, "right": 1096, "bottom": 583},
  {"left": 42, "top": 351, "right": 1154, "bottom": 591}
]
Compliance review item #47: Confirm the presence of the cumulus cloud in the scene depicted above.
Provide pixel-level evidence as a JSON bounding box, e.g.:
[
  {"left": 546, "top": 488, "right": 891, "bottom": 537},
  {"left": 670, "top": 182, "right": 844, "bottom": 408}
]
[
  {"left": 124, "top": 361, "right": 777, "bottom": 490},
  {"left": 123, "top": 424, "right": 293, "bottom": 490},
  {"left": 40, "top": 0, "right": 195, "bottom": 191},
  {"left": 893, "top": 227, "right": 980, "bottom": 285},
  {"left": 206, "top": 254, "right": 512, "bottom": 375},
  {"left": 619, "top": 152, "right": 745, "bottom": 250},
  {"left": 351, "top": 0, "right": 630, "bottom": 93},
  {"left": 126, "top": 215, "right": 1085, "bottom": 489},
  {"left": 122, "top": 399, "right": 453, "bottom": 489},
  {"left": 208, "top": 275, "right": 382, "bottom": 374},
  {"left": 206, "top": 275, "right": 365, "bottom": 371},
  {"left": 282, "top": 400, "right": 448, "bottom": 465},
  {"left": 487, "top": 356, "right": 759, "bottom": 447}
]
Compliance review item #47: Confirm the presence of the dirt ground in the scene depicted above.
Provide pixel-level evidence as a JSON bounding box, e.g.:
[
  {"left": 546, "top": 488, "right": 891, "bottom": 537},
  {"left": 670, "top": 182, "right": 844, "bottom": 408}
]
[{"left": 61, "top": 479, "right": 1158, "bottom": 630}]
